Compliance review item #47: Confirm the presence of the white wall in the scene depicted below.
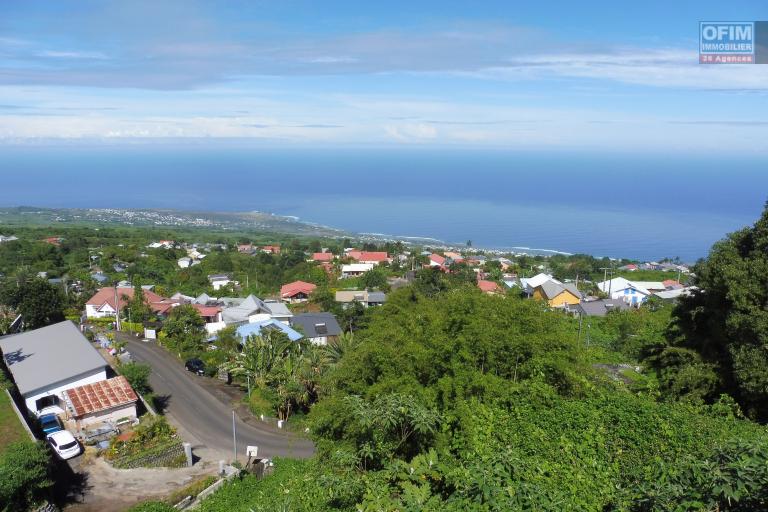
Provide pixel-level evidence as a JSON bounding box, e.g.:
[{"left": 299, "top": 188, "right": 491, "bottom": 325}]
[
  {"left": 24, "top": 368, "right": 108, "bottom": 415},
  {"left": 75, "top": 403, "right": 137, "bottom": 428},
  {"left": 85, "top": 304, "right": 115, "bottom": 319}
]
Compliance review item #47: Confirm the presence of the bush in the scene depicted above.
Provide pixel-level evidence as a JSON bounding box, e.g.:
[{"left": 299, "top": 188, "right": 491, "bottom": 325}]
[
  {"left": 119, "top": 362, "right": 152, "bottom": 395},
  {"left": 247, "top": 387, "right": 276, "bottom": 417},
  {"left": 0, "top": 441, "right": 51, "bottom": 511}
]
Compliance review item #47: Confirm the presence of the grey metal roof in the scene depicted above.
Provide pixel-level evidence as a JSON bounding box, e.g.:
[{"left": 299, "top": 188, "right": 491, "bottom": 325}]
[
  {"left": 291, "top": 313, "right": 342, "bottom": 338},
  {"left": 538, "top": 281, "right": 582, "bottom": 300},
  {"left": 367, "top": 291, "right": 387, "bottom": 303},
  {"left": 0, "top": 321, "right": 107, "bottom": 396},
  {"left": 574, "top": 299, "right": 629, "bottom": 317}
]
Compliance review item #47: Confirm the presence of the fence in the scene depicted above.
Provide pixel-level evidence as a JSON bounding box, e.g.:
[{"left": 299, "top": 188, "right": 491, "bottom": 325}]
[{"left": 111, "top": 439, "right": 186, "bottom": 469}]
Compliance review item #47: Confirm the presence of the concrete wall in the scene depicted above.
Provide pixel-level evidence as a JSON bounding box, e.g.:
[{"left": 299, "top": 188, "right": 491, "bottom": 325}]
[{"left": 76, "top": 402, "right": 137, "bottom": 428}]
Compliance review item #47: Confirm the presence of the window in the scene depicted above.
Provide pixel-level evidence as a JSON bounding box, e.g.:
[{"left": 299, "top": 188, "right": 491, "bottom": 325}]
[{"left": 314, "top": 323, "right": 328, "bottom": 335}]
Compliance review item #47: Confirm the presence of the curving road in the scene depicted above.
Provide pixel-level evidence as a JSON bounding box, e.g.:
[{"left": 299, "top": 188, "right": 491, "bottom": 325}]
[{"left": 125, "top": 338, "right": 314, "bottom": 461}]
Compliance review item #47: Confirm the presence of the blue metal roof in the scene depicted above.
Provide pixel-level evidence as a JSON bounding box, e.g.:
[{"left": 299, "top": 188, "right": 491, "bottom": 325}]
[{"left": 235, "top": 319, "right": 303, "bottom": 342}]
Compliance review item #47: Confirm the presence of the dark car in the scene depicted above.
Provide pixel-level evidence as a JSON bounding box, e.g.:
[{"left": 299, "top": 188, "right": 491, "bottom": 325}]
[
  {"left": 39, "top": 413, "right": 62, "bottom": 434},
  {"left": 185, "top": 358, "right": 205, "bottom": 376}
]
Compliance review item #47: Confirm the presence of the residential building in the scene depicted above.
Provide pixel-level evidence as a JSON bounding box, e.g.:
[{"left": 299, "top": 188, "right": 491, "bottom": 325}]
[
  {"left": 62, "top": 375, "right": 138, "bottom": 429},
  {"left": 261, "top": 245, "right": 281, "bottom": 254},
  {"left": 0, "top": 321, "right": 109, "bottom": 415},
  {"left": 532, "top": 281, "right": 582, "bottom": 307},
  {"left": 570, "top": 299, "right": 630, "bottom": 317},
  {"left": 208, "top": 274, "right": 234, "bottom": 291},
  {"left": 478, "top": 280, "right": 501, "bottom": 294},
  {"left": 311, "top": 252, "right": 334, "bottom": 262},
  {"left": 236, "top": 319, "right": 303, "bottom": 342},
  {"left": 428, "top": 253, "right": 446, "bottom": 268},
  {"left": 177, "top": 257, "right": 192, "bottom": 268},
  {"left": 0, "top": 235, "right": 18, "bottom": 243},
  {"left": 341, "top": 263, "right": 374, "bottom": 278},
  {"left": 85, "top": 287, "right": 176, "bottom": 319},
  {"left": 280, "top": 280, "right": 317, "bottom": 303},
  {"left": 335, "top": 290, "right": 387, "bottom": 307},
  {"left": 347, "top": 251, "right": 390, "bottom": 265},
  {"left": 596, "top": 277, "right": 651, "bottom": 305},
  {"left": 520, "top": 273, "right": 557, "bottom": 296},
  {"left": 291, "top": 312, "right": 342, "bottom": 345}
]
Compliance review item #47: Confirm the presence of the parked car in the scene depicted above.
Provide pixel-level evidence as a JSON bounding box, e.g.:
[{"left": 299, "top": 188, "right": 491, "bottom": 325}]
[
  {"left": 185, "top": 358, "right": 205, "bottom": 376},
  {"left": 39, "top": 413, "right": 62, "bottom": 434},
  {"left": 47, "top": 430, "right": 81, "bottom": 460}
]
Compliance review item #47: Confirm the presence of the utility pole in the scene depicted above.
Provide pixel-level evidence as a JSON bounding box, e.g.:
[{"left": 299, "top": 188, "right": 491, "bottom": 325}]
[
  {"left": 114, "top": 286, "right": 121, "bottom": 331},
  {"left": 599, "top": 267, "right": 611, "bottom": 296},
  {"left": 232, "top": 410, "right": 237, "bottom": 463}
]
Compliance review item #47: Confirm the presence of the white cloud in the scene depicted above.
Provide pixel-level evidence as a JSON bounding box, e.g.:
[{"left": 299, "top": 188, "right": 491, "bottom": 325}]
[{"left": 36, "top": 50, "right": 109, "bottom": 60}]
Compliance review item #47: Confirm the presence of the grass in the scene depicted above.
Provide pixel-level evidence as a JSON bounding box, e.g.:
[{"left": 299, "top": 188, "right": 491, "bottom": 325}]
[{"left": 0, "top": 389, "right": 30, "bottom": 453}]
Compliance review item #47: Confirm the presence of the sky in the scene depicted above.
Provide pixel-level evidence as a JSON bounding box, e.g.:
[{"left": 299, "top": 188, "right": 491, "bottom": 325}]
[{"left": 0, "top": 1, "right": 767, "bottom": 153}]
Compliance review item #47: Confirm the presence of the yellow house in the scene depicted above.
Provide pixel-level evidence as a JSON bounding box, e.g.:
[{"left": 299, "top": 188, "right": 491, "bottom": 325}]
[{"left": 532, "top": 281, "right": 582, "bottom": 308}]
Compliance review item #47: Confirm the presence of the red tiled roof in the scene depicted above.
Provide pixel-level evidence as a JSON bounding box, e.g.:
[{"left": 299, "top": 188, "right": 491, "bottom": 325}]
[
  {"left": 86, "top": 287, "right": 172, "bottom": 314},
  {"left": 350, "top": 251, "right": 389, "bottom": 262},
  {"left": 478, "top": 280, "right": 501, "bottom": 293},
  {"left": 281, "top": 280, "right": 317, "bottom": 298},
  {"left": 312, "top": 252, "right": 334, "bottom": 261},
  {"left": 192, "top": 304, "right": 222, "bottom": 317},
  {"left": 64, "top": 376, "right": 138, "bottom": 417},
  {"left": 430, "top": 253, "right": 446, "bottom": 265}
]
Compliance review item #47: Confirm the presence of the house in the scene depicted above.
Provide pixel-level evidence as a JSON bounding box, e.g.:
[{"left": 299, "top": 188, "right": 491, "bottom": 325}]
[
  {"left": 597, "top": 277, "right": 651, "bottom": 305},
  {"left": 291, "top": 313, "right": 342, "bottom": 345},
  {"left": 208, "top": 274, "right": 234, "bottom": 291},
  {"left": 280, "top": 281, "right": 317, "bottom": 303},
  {"left": 85, "top": 287, "right": 173, "bottom": 318},
  {"left": 191, "top": 304, "right": 223, "bottom": 324},
  {"left": 655, "top": 287, "right": 696, "bottom": 301},
  {"left": 62, "top": 375, "right": 138, "bottom": 429},
  {"left": 147, "top": 240, "right": 175, "bottom": 249},
  {"left": 335, "top": 290, "right": 387, "bottom": 307},
  {"left": 428, "top": 253, "right": 446, "bottom": 268},
  {"left": 43, "top": 236, "right": 63, "bottom": 246},
  {"left": 261, "top": 245, "right": 281, "bottom": 254},
  {"left": 0, "top": 321, "right": 109, "bottom": 415},
  {"left": 347, "top": 251, "right": 390, "bottom": 265},
  {"left": 535, "top": 281, "right": 581, "bottom": 307},
  {"left": 177, "top": 257, "right": 192, "bottom": 269},
  {"left": 478, "top": 280, "right": 502, "bottom": 294},
  {"left": 237, "top": 243, "right": 254, "bottom": 254},
  {"left": 532, "top": 281, "right": 582, "bottom": 307},
  {"left": 236, "top": 319, "right": 303, "bottom": 342},
  {"left": 618, "top": 264, "right": 638, "bottom": 271},
  {"left": 311, "top": 252, "right": 334, "bottom": 262},
  {"left": 444, "top": 251, "right": 463, "bottom": 262},
  {"left": 341, "top": 263, "right": 374, "bottom": 278},
  {"left": 520, "top": 273, "right": 557, "bottom": 296},
  {"left": 570, "top": 299, "right": 630, "bottom": 317},
  {"left": 662, "top": 279, "right": 684, "bottom": 290},
  {"left": 0, "top": 235, "right": 18, "bottom": 243}
]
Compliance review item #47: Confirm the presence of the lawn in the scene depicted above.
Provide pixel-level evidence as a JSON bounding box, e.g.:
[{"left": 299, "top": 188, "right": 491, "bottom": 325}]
[{"left": 0, "top": 390, "right": 30, "bottom": 453}]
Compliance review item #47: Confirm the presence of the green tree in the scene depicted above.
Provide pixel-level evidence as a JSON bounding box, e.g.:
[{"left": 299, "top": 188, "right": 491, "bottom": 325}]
[
  {"left": 120, "top": 362, "right": 152, "bottom": 395},
  {"left": 664, "top": 202, "right": 768, "bottom": 417},
  {"left": 0, "top": 276, "right": 64, "bottom": 329},
  {"left": 0, "top": 441, "right": 52, "bottom": 511},
  {"left": 127, "top": 283, "right": 152, "bottom": 324},
  {"left": 162, "top": 304, "right": 205, "bottom": 355}
]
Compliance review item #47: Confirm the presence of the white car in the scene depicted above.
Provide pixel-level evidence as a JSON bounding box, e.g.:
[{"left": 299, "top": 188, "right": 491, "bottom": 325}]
[{"left": 46, "top": 430, "right": 81, "bottom": 460}]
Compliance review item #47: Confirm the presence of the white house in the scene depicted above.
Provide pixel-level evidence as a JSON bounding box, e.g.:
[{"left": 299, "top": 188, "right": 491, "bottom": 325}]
[
  {"left": 208, "top": 274, "right": 234, "bottom": 291},
  {"left": 0, "top": 321, "right": 108, "bottom": 415},
  {"left": 597, "top": 277, "right": 652, "bottom": 305},
  {"left": 520, "top": 273, "right": 558, "bottom": 296},
  {"left": 341, "top": 263, "right": 374, "bottom": 278},
  {"left": 177, "top": 257, "right": 192, "bottom": 268}
]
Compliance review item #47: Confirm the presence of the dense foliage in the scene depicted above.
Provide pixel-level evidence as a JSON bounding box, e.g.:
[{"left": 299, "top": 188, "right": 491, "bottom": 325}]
[
  {"left": 187, "top": 283, "right": 768, "bottom": 511},
  {"left": 647, "top": 202, "right": 768, "bottom": 419},
  {"left": 0, "top": 441, "right": 52, "bottom": 512}
]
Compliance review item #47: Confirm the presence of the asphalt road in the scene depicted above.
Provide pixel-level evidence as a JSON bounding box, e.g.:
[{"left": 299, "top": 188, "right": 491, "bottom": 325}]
[{"left": 125, "top": 339, "right": 315, "bottom": 460}]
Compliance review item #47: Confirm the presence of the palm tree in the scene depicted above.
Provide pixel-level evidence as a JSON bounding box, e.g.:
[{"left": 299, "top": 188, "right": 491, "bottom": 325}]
[{"left": 322, "top": 330, "right": 358, "bottom": 367}]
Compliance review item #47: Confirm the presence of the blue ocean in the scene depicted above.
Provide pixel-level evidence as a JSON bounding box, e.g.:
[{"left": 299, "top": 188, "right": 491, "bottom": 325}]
[{"left": 0, "top": 144, "right": 765, "bottom": 262}]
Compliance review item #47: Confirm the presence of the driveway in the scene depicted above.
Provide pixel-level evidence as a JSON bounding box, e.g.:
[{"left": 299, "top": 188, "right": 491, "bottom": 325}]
[{"left": 125, "top": 338, "right": 314, "bottom": 461}]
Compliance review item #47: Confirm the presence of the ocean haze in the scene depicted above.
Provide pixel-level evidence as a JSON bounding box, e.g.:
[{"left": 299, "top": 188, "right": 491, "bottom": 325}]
[{"left": 0, "top": 144, "right": 764, "bottom": 261}]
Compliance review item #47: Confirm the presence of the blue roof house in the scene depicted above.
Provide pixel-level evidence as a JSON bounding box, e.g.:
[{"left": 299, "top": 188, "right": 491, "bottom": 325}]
[{"left": 235, "top": 319, "right": 303, "bottom": 342}]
